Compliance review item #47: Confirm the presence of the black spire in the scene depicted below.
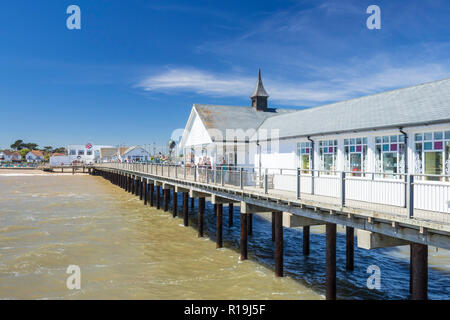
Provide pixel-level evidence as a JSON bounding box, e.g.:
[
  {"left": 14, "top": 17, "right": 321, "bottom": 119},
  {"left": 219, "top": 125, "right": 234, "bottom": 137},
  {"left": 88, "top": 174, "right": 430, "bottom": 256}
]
[{"left": 250, "top": 69, "right": 269, "bottom": 111}]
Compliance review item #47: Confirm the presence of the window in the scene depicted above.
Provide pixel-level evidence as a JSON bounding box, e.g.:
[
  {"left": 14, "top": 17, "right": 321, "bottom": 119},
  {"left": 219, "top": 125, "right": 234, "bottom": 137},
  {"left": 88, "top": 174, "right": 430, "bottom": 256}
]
[
  {"left": 375, "top": 135, "right": 405, "bottom": 177},
  {"left": 69, "top": 149, "right": 76, "bottom": 155},
  {"left": 319, "top": 140, "right": 337, "bottom": 173},
  {"left": 78, "top": 150, "right": 85, "bottom": 156},
  {"left": 86, "top": 150, "right": 93, "bottom": 156},
  {"left": 414, "top": 131, "right": 450, "bottom": 181},
  {"left": 344, "top": 137, "right": 367, "bottom": 175},
  {"left": 297, "top": 142, "right": 312, "bottom": 173}
]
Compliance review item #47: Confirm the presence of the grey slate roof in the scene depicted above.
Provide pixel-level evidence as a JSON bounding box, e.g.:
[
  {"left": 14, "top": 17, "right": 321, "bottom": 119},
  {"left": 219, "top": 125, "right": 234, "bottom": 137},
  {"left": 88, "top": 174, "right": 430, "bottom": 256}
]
[
  {"left": 252, "top": 77, "right": 450, "bottom": 141},
  {"left": 250, "top": 69, "right": 269, "bottom": 98},
  {"left": 194, "top": 104, "right": 295, "bottom": 140}
]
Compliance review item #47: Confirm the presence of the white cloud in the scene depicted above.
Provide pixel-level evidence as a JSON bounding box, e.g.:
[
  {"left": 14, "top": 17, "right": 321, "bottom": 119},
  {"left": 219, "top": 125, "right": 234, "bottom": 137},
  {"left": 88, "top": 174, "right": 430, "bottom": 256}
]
[{"left": 136, "top": 63, "right": 450, "bottom": 107}]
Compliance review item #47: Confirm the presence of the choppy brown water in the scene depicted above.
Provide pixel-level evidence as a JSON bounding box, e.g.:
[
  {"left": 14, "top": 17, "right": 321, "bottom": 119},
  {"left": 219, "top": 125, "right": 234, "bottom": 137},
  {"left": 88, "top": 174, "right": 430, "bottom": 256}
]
[{"left": 0, "top": 175, "right": 320, "bottom": 299}]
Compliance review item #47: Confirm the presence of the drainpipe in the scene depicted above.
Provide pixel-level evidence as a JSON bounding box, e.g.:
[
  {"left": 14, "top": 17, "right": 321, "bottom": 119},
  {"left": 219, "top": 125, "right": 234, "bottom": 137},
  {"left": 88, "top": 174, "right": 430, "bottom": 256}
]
[
  {"left": 307, "top": 136, "right": 315, "bottom": 194},
  {"left": 399, "top": 128, "right": 408, "bottom": 174},
  {"left": 307, "top": 136, "right": 315, "bottom": 171},
  {"left": 400, "top": 128, "right": 409, "bottom": 209}
]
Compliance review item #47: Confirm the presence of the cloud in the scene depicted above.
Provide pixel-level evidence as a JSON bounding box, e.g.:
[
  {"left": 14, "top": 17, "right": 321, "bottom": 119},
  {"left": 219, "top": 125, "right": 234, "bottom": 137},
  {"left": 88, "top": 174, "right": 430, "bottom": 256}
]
[{"left": 136, "top": 62, "right": 450, "bottom": 107}]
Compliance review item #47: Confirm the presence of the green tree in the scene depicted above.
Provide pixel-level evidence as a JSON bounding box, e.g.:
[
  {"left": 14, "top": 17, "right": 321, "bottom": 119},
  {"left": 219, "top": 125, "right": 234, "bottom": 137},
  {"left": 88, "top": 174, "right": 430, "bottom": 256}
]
[
  {"left": 10, "top": 139, "right": 23, "bottom": 150},
  {"left": 43, "top": 146, "right": 53, "bottom": 152},
  {"left": 18, "top": 148, "right": 31, "bottom": 159},
  {"left": 23, "top": 143, "right": 38, "bottom": 150},
  {"left": 53, "top": 147, "right": 66, "bottom": 154}
]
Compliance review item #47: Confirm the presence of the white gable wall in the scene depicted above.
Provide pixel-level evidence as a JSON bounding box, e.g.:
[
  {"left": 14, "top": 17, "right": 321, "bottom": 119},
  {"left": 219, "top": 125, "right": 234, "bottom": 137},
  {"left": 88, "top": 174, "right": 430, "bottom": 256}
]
[{"left": 184, "top": 110, "right": 212, "bottom": 147}]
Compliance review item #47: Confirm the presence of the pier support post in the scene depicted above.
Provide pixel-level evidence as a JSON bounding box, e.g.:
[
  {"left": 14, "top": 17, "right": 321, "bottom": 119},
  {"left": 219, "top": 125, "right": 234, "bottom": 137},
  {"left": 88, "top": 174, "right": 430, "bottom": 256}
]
[
  {"left": 139, "top": 179, "right": 143, "bottom": 200},
  {"left": 272, "top": 212, "right": 275, "bottom": 241},
  {"left": 228, "top": 203, "right": 233, "bottom": 227},
  {"left": 163, "top": 189, "right": 169, "bottom": 212},
  {"left": 191, "top": 197, "right": 194, "bottom": 209},
  {"left": 240, "top": 213, "right": 248, "bottom": 261},
  {"left": 172, "top": 191, "right": 178, "bottom": 217},
  {"left": 216, "top": 204, "right": 223, "bottom": 248},
  {"left": 303, "top": 226, "right": 310, "bottom": 256},
  {"left": 214, "top": 204, "right": 217, "bottom": 217},
  {"left": 198, "top": 197, "right": 205, "bottom": 237},
  {"left": 136, "top": 178, "right": 140, "bottom": 196},
  {"left": 346, "top": 226, "right": 354, "bottom": 271},
  {"left": 411, "top": 243, "right": 428, "bottom": 300},
  {"left": 274, "top": 211, "right": 283, "bottom": 277},
  {"left": 156, "top": 186, "right": 161, "bottom": 209},
  {"left": 183, "top": 192, "right": 189, "bottom": 226},
  {"left": 248, "top": 213, "right": 253, "bottom": 235},
  {"left": 131, "top": 176, "right": 135, "bottom": 194},
  {"left": 143, "top": 180, "right": 148, "bottom": 205},
  {"left": 326, "top": 223, "right": 337, "bottom": 300},
  {"left": 149, "top": 183, "right": 154, "bottom": 206}
]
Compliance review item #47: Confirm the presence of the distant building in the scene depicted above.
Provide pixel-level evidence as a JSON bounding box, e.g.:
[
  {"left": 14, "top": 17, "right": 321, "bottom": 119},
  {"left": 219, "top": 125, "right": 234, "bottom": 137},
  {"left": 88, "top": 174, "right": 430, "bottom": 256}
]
[
  {"left": 50, "top": 143, "right": 114, "bottom": 165},
  {"left": 0, "top": 150, "right": 22, "bottom": 162},
  {"left": 119, "top": 146, "right": 151, "bottom": 162},
  {"left": 99, "top": 147, "right": 129, "bottom": 163},
  {"left": 26, "top": 150, "right": 44, "bottom": 162}
]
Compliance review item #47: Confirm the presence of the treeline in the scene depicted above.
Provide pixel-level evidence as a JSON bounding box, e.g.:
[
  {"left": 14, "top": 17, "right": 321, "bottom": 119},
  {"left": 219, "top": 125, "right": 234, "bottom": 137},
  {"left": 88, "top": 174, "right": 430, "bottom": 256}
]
[{"left": 8, "top": 140, "right": 66, "bottom": 154}]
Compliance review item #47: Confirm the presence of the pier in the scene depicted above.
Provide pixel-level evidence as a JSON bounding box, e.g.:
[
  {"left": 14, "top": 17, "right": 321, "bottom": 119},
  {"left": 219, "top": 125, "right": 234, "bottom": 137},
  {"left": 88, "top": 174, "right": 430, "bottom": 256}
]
[{"left": 92, "top": 162, "right": 450, "bottom": 300}]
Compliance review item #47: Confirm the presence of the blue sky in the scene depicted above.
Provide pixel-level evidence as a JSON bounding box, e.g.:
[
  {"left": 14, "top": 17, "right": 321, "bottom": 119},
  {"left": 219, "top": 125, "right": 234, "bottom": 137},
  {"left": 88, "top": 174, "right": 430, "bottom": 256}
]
[{"left": 0, "top": 0, "right": 449, "bottom": 149}]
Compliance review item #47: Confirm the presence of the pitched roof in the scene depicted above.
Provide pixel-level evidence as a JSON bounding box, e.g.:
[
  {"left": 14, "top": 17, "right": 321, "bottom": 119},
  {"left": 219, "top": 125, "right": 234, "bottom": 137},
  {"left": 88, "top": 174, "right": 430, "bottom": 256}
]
[
  {"left": 253, "top": 77, "right": 450, "bottom": 141},
  {"left": 52, "top": 153, "right": 65, "bottom": 157},
  {"left": 194, "top": 104, "right": 296, "bottom": 138},
  {"left": 31, "top": 150, "right": 43, "bottom": 157},
  {"left": 250, "top": 69, "right": 269, "bottom": 98}
]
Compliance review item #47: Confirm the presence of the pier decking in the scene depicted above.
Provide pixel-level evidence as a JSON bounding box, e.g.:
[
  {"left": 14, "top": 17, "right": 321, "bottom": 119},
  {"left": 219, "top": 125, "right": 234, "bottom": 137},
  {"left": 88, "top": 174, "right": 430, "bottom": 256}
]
[{"left": 93, "top": 162, "right": 450, "bottom": 300}]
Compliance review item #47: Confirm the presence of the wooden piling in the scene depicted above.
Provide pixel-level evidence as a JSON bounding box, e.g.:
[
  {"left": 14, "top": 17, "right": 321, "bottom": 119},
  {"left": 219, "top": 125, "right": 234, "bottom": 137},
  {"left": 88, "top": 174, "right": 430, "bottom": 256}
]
[
  {"left": 163, "top": 189, "right": 169, "bottom": 212},
  {"left": 346, "top": 226, "right": 354, "bottom": 271},
  {"left": 143, "top": 180, "right": 148, "bottom": 205},
  {"left": 198, "top": 197, "right": 205, "bottom": 237},
  {"left": 149, "top": 183, "right": 154, "bottom": 206},
  {"left": 272, "top": 212, "right": 275, "bottom": 241},
  {"left": 172, "top": 191, "right": 178, "bottom": 217},
  {"left": 411, "top": 243, "right": 428, "bottom": 300},
  {"left": 139, "top": 179, "right": 143, "bottom": 200},
  {"left": 191, "top": 197, "right": 194, "bottom": 209},
  {"left": 183, "top": 192, "right": 189, "bottom": 226},
  {"left": 326, "top": 223, "right": 337, "bottom": 300},
  {"left": 240, "top": 213, "right": 248, "bottom": 261},
  {"left": 274, "top": 211, "right": 283, "bottom": 277},
  {"left": 303, "top": 226, "right": 310, "bottom": 256},
  {"left": 156, "top": 186, "right": 161, "bottom": 209},
  {"left": 216, "top": 204, "right": 223, "bottom": 248}
]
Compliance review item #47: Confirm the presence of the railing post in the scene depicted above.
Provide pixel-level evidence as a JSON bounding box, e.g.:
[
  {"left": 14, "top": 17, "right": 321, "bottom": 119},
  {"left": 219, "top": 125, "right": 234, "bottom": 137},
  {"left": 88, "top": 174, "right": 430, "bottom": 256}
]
[
  {"left": 194, "top": 165, "right": 197, "bottom": 182},
  {"left": 264, "top": 168, "right": 268, "bottom": 194},
  {"left": 296, "top": 167, "right": 301, "bottom": 199},
  {"left": 240, "top": 168, "right": 244, "bottom": 190},
  {"left": 340, "top": 171, "right": 346, "bottom": 207},
  {"left": 407, "top": 174, "right": 414, "bottom": 218},
  {"left": 175, "top": 165, "right": 178, "bottom": 179},
  {"left": 184, "top": 165, "right": 186, "bottom": 180},
  {"left": 311, "top": 169, "right": 315, "bottom": 195},
  {"left": 221, "top": 168, "right": 224, "bottom": 186},
  {"left": 213, "top": 166, "right": 217, "bottom": 184}
]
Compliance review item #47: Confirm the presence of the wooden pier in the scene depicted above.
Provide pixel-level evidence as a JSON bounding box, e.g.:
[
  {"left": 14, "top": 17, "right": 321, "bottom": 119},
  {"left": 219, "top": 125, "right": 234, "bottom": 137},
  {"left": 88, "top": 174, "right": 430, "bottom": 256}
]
[{"left": 92, "top": 163, "right": 450, "bottom": 300}]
